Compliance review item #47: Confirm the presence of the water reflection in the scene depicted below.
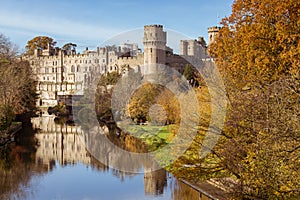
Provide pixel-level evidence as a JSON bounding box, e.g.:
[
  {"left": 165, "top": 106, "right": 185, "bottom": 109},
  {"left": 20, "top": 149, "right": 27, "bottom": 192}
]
[
  {"left": 0, "top": 116, "right": 202, "bottom": 200},
  {"left": 32, "top": 116, "right": 94, "bottom": 169}
]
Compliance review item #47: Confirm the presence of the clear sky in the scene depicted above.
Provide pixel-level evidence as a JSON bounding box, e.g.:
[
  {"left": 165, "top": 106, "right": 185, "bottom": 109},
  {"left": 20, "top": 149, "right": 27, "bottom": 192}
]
[{"left": 0, "top": 0, "right": 233, "bottom": 53}]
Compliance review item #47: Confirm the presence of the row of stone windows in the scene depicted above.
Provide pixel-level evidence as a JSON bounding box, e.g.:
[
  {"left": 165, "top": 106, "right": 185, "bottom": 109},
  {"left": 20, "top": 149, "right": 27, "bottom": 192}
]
[
  {"left": 36, "top": 64, "right": 107, "bottom": 75},
  {"left": 42, "top": 76, "right": 56, "bottom": 81},
  {"left": 43, "top": 67, "right": 58, "bottom": 74},
  {"left": 64, "top": 59, "right": 100, "bottom": 64},
  {"left": 145, "top": 33, "right": 158, "bottom": 37},
  {"left": 32, "top": 58, "right": 113, "bottom": 67},
  {"left": 39, "top": 66, "right": 85, "bottom": 74},
  {"left": 41, "top": 76, "right": 74, "bottom": 81},
  {"left": 31, "top": 60, "right": 59, "bottom": 66},
  {"left": 70, "top": 65, "right": 92, "bottom": 73}
]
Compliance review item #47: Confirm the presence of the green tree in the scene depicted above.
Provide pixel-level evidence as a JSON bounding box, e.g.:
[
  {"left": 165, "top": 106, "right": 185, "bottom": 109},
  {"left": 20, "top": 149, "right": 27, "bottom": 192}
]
[
  {"left": 25, "top": 36, "right": 56, "bottom": 55},
  {"left": 183, "top": 64, "right": 194, "bottom": 83},
  {"left": 106, "top": 71, "right": 121, "bottom": 85},
  {"left": 62, "top": 43, "right": 77, "bottom": 55}
]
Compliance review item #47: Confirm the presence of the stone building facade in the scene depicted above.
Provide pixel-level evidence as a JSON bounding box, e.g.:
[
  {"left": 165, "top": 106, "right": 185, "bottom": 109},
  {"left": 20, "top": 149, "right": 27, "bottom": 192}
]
[
  {"left": 23, "top": 46, "right": 126, "bottom": 113},
  {"left": 180, "top": 36, "right": 207, "bottom": 58},
  {"left": 23, "top": 25, "right": 220, "bottom": 113}
]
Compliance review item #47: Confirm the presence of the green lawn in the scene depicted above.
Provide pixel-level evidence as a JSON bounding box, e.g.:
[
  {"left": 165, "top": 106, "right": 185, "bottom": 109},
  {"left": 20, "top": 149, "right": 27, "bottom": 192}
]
[
  {"left": 118, "top": 123, "right": 176, "bottom": 150},
  {"left": 125, "top": 124, "right": 174, "bottom": 140}
]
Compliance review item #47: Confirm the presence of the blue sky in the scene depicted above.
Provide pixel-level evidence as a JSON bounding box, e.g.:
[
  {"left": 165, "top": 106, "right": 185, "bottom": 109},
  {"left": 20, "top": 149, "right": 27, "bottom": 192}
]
[{"left": 0, "top": 0, "right": 233, "bottom": 53}]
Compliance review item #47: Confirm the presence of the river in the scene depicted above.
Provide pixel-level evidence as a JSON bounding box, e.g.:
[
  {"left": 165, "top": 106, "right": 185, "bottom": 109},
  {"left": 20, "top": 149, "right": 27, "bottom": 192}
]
[{"left": 0, "top": 116, "right": 205, "bottom": 200}]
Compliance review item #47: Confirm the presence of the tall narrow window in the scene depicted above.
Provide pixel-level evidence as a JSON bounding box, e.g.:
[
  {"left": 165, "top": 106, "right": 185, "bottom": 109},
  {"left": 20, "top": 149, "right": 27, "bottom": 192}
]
[{"left": 71, "top": 65, "right": 75, "bottom": 73}]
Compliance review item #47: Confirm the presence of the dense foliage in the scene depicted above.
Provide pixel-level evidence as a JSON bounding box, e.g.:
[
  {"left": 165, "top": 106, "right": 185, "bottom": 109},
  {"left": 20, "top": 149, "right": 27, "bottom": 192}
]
[
  {"left": 166, "top": 1, "right": 299, "bottom": 199},
  {"left": 206, "top": 0, "right": 299, "bottom": 199},
  {"left": 25, "top": 36, "right": 56, "bottom": 55}
]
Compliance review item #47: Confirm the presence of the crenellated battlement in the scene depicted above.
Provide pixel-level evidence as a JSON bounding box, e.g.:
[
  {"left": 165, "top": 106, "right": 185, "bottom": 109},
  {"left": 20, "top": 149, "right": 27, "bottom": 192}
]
[
  {"left": 207, "top": 26, "right": 221, "bottom": 45},
  {"left": 207, "top": 26, "right": 221, "bottom": 32},
  {"left": 144, "top": 24, "right": 163, "bottom": 29}
]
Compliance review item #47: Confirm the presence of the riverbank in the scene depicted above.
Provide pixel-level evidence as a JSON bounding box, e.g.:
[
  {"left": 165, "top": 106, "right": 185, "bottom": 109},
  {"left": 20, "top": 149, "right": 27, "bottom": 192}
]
[
  {"left": 0, "top": 122, "right": 22, "bottom": 146},
  {"left": 180, "top": 178, "right": 228, "bottom": 200},
  {"left": 117, "top": 122, "right": 230, "bottom": 199}
]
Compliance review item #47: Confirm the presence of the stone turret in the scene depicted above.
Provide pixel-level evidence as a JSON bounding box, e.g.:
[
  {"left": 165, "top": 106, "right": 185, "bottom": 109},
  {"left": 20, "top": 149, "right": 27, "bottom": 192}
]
[
  {"left": 143, "top": 25, "right": 166, "bottom": 66},
  {"left": 208, "top": 26, "right": 221, "bottom": 45}
]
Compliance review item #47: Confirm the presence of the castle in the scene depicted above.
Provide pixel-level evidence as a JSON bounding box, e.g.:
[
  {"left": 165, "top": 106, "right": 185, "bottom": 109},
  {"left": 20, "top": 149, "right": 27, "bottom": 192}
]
[{"left": 23, "top": 25, "right": 220, "bottom": 114}]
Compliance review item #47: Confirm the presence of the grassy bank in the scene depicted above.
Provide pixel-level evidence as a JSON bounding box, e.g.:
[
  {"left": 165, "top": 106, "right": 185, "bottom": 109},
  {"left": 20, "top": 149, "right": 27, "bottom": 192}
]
[{"left": 118, "top": 123, "right": 177, "bottom": 151}]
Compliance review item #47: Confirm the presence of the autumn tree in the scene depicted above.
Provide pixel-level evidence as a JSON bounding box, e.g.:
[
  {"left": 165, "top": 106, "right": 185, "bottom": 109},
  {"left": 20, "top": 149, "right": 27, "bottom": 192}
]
[
  {"left": 25, "top": 36, "right": 56, "bottom": 55},
  {"left": 0, "top": 34, "right": 37, "bottom": 133},
  {"left": 208, "top": 0, "right": 300, "bottom": 199},
  {"left": 127, "top": 83, "right": 163, "bottom": 123},
  {"left": 156, "top": 88, "right": 180, "bottom": 125}
]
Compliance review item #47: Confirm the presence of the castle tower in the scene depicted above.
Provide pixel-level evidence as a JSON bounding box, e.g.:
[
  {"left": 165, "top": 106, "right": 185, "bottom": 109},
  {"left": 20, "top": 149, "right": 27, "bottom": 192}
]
[
  {"left": 143, "top": 25, "right": 166, "bottom": 67},
  {"left": 208, "top": 26, "right": 221, "bottom": 45},
  {"left": 180, "top": 40, "right": 188, "bottom": 56}
]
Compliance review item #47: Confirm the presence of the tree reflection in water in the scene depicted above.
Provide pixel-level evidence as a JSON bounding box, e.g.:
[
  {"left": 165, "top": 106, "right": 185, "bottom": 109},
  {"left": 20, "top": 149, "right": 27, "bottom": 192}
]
[{"left": 0, "top": 121, "right": 46, "bottom": 200}]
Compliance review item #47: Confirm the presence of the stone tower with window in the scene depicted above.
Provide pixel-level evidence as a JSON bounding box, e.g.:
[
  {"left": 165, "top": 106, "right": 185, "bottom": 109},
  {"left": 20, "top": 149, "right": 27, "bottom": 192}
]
[
  {"left": 207, "top": 26, "right": 221, "bottom": 45},
  {"left": 143, "top": 25, "right": 166, "bottom": 74}
]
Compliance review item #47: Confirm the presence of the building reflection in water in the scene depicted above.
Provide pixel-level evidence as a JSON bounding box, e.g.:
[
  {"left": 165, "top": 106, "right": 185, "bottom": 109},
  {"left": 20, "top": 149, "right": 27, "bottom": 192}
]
[
  {"left": 31, "top": 116, "right": 167, "bottom": 196},
  {"left": 32, "top": 116, "right": 91, "bottom": 170},
  {"left": 0, "top": 116, "right": 207, "bottom": 199}
]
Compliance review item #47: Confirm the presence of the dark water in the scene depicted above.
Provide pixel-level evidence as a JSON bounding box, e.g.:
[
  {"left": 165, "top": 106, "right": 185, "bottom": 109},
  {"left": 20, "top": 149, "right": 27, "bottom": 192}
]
[{"left": 0, "top": 116, "right": 201, "bottom": 200}]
